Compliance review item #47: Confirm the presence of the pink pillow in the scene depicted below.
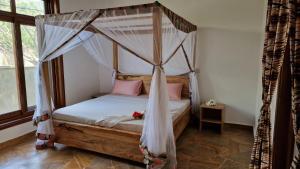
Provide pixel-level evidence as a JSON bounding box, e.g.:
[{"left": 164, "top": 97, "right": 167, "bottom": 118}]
[
  {"left": 112, "top": 80, "right": 142, "bottom": 96},
  {"left": 167, "top": 83, "right": 183, "bottom": 100}
]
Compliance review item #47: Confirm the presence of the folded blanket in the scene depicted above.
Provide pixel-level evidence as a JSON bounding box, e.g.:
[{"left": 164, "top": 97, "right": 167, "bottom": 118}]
[
  {"left": 95, "top": 115, "right": 134, "bottom": 127},
  {"left": 94, "top": 108, "right": 183, "bottom": 128},
  {"left": 95, "top": 111, "right": 145, "bottom": 127}
]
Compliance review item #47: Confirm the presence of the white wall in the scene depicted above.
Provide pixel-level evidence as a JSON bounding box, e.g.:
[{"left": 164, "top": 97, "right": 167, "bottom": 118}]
[
  {"left": 0, "top": 122, "right": 36, "bottom": 143},
  {"left": 98, "top": 66, "right": 114, "bottom": 93},
  {"left": 63, "top": 46, "right": 100, "bottom": 105},
  {"left": 197, "top": 28, "right": 263, "bottom": 126},
  {"left": 59, "top": 0, "right": 266, "bottom": 126}
]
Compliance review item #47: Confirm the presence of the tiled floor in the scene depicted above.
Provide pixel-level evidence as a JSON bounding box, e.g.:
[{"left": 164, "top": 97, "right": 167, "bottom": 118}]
[{"left": 0, "top": 125, "right": 253, "bottom": 169}]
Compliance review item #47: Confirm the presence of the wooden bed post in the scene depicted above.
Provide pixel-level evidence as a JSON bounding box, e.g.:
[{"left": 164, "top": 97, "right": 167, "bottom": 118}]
[
  {"left": 44, "top": 0, "right": 66, "bottom": 108},
  {"left": 113, "top": 42, "right": 119, "bottom": 73},
  {"left": 153, "top": 6, "right": 162, "bottom": 65}
]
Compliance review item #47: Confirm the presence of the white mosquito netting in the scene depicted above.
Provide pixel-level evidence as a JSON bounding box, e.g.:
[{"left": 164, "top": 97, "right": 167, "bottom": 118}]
[{"left": 34, "top": 2, "right": 199, "bottom": 168}]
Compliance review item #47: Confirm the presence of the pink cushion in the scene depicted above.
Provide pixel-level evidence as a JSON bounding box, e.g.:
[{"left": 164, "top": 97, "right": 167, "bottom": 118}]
[
  {"left": 112, "top": 80, "right": 142, "bottom": 96},
  {"left": 167, "top": 83, "right": 183, "bottom": 100}
]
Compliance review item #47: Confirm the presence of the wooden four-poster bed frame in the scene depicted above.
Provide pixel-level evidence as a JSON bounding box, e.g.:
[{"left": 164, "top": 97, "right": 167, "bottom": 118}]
[
  {"left": 53, "top": 75, "right": 191, "bottom": 162},
  {"left": 48, "top": 2, "right": 197, "bottom": 163}
]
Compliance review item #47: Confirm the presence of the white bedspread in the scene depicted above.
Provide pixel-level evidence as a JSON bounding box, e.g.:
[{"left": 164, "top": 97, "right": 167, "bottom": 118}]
[{"left": 53, "top": 94, "right": 190, "bottom": 132}]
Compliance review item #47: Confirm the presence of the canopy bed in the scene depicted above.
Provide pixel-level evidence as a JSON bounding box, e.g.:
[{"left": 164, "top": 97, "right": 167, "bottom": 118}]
[{"left": 33, "top": 2, "right": 199, "bottom": 168}]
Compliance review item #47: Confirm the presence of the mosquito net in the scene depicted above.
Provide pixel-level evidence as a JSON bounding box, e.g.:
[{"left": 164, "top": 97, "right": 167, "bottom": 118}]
[{"left": 33, "top": 2, "right": 199, "bottom": 168}]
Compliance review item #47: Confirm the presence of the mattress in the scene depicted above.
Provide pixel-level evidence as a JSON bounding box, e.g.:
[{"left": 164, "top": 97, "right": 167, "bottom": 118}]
[{"left": 53, "top": 94, "right": 190, "bottom": 132}]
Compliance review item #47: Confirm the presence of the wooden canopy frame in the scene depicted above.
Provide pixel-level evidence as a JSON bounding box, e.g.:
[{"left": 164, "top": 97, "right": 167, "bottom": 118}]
[
  {"left": 41, "top": 1, "right": 197, "bottom": 72},
  {"left": 35, "top": 1, "right": 197, "bottom": 164},
  {"left": 41, "top": 1, "right": 196, "bottom": 32}
]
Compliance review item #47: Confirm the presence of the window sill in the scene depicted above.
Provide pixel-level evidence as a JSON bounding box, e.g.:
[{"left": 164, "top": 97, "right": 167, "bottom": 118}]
[{"left": 0, "top": 114, "right": 33, "bottom": 130}]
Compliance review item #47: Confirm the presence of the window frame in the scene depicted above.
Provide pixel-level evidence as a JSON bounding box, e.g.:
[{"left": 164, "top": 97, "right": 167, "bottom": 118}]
[{"left": 0, "top": 0, "right": 50, "bottom": 129}]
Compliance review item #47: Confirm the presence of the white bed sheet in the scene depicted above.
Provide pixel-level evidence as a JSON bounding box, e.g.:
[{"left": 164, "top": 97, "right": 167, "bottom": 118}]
[{"left": 53, "top": 94, "right": 190, "bottom": 132}]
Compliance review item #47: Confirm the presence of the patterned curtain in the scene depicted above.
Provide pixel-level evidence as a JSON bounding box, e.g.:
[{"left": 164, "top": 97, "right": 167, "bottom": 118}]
[
  {"left": 290, "top": 1, "right": 300, "bottom": 168},
  {"left": 250, "top": 0, "right": 290, "bottom": 168}
]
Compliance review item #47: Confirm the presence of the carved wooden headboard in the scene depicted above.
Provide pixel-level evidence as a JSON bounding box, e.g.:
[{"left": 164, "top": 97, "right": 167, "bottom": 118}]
[{"left": 116, "top": 74, "right": 190, "bottom": 99}]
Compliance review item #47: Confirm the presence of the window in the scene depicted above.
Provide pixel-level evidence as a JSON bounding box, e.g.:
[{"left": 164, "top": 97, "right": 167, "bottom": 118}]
[
  {"left": 0, "top": 0, "right": 45, "bottom": 129},
  {"left": 0, "top": 21, "right": 19, "bottom": 114},
  {"left": 0, "top": 0, "right": 10, "bottom": 12},
  {"left": 21, "top": 25, "right": 38, "bottom": 107},
  {"left": 16, "top": 0, "right": 44, "bottom": 16}
]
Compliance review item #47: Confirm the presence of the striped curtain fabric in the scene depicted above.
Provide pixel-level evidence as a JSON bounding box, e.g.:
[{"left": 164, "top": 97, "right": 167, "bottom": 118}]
[
  {"left": 251, "top": 0, "right": 300, "bottom": 168},
  {"left": 250, "top": 0, "right": 290, "bottom": 168},
  {"left": 290, "top": 0, "right": 300, "bottom": 168}
]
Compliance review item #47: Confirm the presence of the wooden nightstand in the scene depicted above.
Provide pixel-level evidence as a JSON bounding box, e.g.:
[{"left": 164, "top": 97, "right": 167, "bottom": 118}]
[
  {"left": 91, "top": 93, "right": 108, "bottom": 99},
  {"left": 200, "top": 103, "right": 225, "bottom": 133}
]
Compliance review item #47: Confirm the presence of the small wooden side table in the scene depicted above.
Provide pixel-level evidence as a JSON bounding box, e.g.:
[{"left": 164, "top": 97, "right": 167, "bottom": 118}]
[{"left": 200, "top": 103, "right": 225, "bottom": 133}]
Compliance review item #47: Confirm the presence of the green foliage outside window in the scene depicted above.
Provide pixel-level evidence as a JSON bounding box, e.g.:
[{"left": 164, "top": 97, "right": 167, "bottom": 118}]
[{"left": 0, "top": 0, "right": 43, "bottom": 67}]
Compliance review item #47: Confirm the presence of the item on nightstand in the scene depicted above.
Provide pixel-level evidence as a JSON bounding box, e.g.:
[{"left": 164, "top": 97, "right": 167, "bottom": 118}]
[{"left": 206, "top": 99, "right": 216, "bottom": 106}]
